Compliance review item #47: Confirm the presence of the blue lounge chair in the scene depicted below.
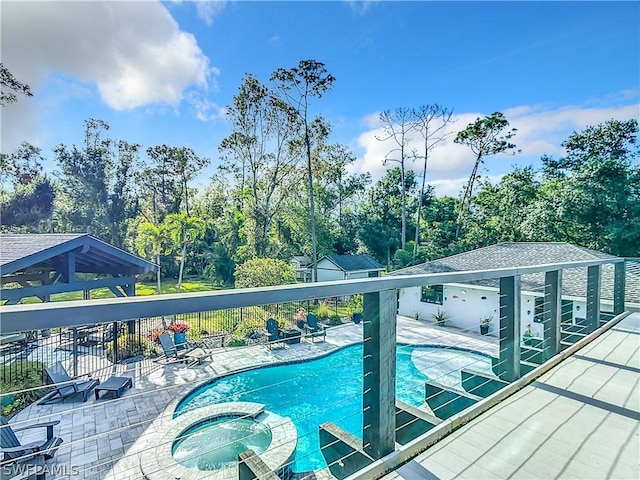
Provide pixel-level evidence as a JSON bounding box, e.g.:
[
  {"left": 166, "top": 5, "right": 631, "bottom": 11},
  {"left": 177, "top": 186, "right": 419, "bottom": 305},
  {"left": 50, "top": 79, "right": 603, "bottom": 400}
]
[
  {"left": 265, "top": 318, "right": 285, "bottom": 349},
  {"left": 38, "top": 362, "right": 99, "bottom": 405},
  {"left": 0, "top": 415, "right": 63, "bottom": 465},
  {"left": 304, "top": 313, "right": 327, "bottom": 342}
]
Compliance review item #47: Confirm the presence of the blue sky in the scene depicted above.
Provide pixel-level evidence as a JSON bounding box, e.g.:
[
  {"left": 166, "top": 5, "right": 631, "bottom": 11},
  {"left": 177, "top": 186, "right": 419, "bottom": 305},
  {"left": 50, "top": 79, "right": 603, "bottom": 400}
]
[{"left": 2, "top": 1, "right": 638, "bottom": 195}]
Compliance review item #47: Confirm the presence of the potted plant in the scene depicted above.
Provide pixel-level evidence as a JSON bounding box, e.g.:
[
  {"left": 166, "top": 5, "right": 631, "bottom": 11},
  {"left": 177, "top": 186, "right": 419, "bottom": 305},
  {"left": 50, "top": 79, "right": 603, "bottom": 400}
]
[
  {"left": 168, "top": 321, "right": 190, "bottom": 348},
  {"left": 522, "top": 323, "right": 534, "bottom": 346},
  {"left": 480, "top": 315, "right": 492, "bottom": 335},
  {"left": 431, "top": 308, "right": 449, "bottom": 327},
  {"left": 293, "top": 307, "right": 307, "bottom": 329}
]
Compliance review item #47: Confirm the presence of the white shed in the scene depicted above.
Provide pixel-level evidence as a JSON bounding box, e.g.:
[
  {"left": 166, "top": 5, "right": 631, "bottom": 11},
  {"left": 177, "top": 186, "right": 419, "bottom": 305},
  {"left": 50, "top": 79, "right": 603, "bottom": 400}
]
[{"left": 313, "top": 254, "right": 385, "bottom": 283}]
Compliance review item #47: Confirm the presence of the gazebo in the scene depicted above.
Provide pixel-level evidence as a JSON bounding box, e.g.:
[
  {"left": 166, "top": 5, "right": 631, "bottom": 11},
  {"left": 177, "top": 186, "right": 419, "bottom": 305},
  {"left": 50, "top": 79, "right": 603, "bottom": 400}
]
[{"left": 0, "top": 233, "right": 158, "bottom": 304}]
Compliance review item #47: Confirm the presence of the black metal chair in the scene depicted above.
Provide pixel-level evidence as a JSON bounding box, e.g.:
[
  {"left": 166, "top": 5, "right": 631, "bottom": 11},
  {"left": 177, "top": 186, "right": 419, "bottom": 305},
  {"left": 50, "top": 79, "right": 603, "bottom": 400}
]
[
  {"left": 304, "top": 313, "right": 327, "bottom": 342},
  {"left": 0, "top": 415, "right": 63, "bottom": 465},
  {"left": 37, "top": 361, "right": 99, "bottom": 405},
  {"left": 265, "top": 318, "right": 285, "bottom": 350}
]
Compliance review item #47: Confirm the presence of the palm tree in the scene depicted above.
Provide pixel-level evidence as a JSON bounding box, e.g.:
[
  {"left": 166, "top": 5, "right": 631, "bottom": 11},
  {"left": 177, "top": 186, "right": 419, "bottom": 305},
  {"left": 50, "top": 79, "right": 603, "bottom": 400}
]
[
  {"left": 164, "top": 213, "right": 206, "bottom": 292},
  {"left": 135, "top": 221, "right": 170, "bottom": 294}
]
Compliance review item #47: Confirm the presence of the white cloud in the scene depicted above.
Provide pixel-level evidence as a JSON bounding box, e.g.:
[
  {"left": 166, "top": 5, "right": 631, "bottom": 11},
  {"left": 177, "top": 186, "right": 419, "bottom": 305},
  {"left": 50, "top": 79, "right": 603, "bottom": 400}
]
[
  {"left": 351, "top": 101, "right": 639, "bottom": 196},
  {"left": 187, "top": 93, "right": 227, "bottom": 122},
  {"left": 1, "top": 1, "right": 212, "bottom": 111},
  {"left": 345, "top": 0, "right": 375, "bottom": 16},
  {"left": 194, "top": 0, "right": 228, "bottom": 26}
]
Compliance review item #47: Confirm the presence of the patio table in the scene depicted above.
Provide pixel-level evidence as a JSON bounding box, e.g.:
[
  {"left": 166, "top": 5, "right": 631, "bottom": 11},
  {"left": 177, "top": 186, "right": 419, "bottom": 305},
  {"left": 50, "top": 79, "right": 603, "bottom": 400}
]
[{"left": 94, "top": 376, "right": 133, "bottom": 400}]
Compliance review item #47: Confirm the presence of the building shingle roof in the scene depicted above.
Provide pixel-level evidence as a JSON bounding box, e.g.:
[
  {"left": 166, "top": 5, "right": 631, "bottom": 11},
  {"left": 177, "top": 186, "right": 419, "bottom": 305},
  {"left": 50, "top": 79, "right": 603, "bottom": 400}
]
[
  {"left": 390, "top": 242, "right": 639, "bottom": 303},
  {"left": 321, "top": 254, "right": 384, "bottom": 272}
]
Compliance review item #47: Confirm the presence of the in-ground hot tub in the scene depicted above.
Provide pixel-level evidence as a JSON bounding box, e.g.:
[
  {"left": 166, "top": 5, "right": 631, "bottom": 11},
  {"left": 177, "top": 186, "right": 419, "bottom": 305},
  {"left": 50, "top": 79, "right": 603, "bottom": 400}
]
[
  {"left": 140, "top": 402, "right": 297, "bottom": 480},
  {"left": 172, "top": 416, "right": 272, "bottom": 470}
]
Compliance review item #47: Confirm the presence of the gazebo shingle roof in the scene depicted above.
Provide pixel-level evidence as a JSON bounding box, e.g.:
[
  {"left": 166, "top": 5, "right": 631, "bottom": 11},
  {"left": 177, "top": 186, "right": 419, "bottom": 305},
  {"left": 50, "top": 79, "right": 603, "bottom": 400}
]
[{"left": 0, "top": 233, "right": 157, "bottom": 275}]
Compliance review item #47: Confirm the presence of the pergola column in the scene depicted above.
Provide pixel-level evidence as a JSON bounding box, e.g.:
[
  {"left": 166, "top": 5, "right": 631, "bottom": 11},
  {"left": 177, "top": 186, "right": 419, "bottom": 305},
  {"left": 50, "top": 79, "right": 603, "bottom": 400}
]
[
  {"left": 362, "top": 289, "right": 396, "bottom": 460},
  {"left": 62, "top": 252, "right": 75, "bottom": 283},
  {"left": 497, "top": 276, "right": 521, "bottom": 382},
  {"left": 543, "top": 270, "right": 562, "bottom": 359}
]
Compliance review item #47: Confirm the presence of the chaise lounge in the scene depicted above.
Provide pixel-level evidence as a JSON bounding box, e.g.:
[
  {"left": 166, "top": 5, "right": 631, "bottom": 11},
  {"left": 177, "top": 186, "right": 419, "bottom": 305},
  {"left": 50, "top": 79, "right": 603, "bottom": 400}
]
[{"left": 37, "top": 361, "right": 100, "bottom": 405}]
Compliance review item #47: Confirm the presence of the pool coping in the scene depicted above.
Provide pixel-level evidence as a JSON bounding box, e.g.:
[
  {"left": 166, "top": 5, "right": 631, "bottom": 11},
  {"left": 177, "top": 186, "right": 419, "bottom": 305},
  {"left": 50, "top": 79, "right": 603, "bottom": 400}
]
[{"left": 139, "top": 402, "right": 297, "bottom": 480}]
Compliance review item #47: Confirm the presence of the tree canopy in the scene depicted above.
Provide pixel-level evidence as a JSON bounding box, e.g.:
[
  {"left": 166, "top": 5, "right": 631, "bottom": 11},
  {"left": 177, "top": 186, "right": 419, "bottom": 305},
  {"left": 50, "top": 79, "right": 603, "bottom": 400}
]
[{"left": 1, "top": 62, "right": 637, "bottom": 288}]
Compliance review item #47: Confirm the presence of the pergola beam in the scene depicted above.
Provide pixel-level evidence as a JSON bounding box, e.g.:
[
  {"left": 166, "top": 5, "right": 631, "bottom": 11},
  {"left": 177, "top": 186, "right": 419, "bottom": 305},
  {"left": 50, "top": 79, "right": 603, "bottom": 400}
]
[{"left": 0, "top": 276, "right": 136, "bottom": 302}]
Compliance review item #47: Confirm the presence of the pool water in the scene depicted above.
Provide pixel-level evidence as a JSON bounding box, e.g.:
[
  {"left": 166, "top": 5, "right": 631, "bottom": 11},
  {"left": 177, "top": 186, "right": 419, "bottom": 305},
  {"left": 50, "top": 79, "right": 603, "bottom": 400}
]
[
  {"left": 172, "top": 417, "right": 272, "bottom": 471},
  {"left": 176, "top": 344, "right": 492, "bottom": 473}
]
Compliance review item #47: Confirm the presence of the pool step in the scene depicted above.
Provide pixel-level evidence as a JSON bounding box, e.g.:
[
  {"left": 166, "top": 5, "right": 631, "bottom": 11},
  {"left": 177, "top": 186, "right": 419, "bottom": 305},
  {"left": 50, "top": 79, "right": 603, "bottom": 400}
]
[
  {"left": 238, "top": 449, "right": 280, "bottom": 480},
  {"left": 319, "top": 422, "right": 374, "bottom": 479},
  {"left": 395, "top": 400, "right": 441, "bottom": 445},
  {"left": 425, "top": 381, "right": 482, "bottom": 420},
  {"left": 461, "top": 369, "right": 509, "bottom": 397}
]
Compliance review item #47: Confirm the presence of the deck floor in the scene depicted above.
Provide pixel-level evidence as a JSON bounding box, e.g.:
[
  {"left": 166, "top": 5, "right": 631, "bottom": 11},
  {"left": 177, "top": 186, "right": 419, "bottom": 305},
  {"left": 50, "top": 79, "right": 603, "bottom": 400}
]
[{"left": 384, "top": 312, "right": 640, "bottom": 480}]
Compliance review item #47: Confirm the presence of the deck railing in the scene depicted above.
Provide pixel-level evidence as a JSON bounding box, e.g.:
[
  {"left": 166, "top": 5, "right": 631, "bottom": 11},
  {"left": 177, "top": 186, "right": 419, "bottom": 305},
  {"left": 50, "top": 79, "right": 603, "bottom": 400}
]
[{"left": 0, "top": 257, "right": 635, "bottom": 480}]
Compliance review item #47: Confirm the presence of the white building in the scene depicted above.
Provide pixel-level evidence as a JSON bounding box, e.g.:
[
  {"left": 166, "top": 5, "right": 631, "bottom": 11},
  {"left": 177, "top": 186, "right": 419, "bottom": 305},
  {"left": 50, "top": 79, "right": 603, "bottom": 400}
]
[
  {"left": 313, "top": 254, "right": 385, "bottom": 283},
  {"left": 392, "top": 242, "right": 639, "bottom": 337},
  {"left": 290, "top": 256, "right": 312, "bottom": 283}
]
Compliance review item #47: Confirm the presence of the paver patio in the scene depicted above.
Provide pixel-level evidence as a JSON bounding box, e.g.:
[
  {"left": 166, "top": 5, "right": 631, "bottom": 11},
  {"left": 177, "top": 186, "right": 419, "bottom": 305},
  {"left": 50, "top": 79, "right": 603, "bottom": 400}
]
[{"left": 8, "top": 318, "right": 497, "bottom": 479}]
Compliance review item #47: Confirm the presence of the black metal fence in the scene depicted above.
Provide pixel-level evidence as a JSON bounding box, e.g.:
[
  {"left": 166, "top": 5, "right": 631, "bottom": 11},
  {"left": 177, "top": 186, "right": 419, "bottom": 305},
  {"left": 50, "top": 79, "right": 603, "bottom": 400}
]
[{"left": 0, "top": 297, "right": 349, "bottom": 387}]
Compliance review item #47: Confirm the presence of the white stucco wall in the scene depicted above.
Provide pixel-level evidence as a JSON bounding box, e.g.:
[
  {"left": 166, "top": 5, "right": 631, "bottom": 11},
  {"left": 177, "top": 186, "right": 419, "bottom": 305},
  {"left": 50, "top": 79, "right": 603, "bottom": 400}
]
[{"left": 398, "top": 283, "right": 593, "bottom": 338}]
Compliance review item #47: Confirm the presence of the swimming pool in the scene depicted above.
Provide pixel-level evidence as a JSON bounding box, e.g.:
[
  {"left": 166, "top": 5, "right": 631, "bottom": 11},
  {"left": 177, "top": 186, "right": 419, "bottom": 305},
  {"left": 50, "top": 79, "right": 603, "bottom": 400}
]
[{"left": 176, "top": 344, "right": 493, "bottom": 473}]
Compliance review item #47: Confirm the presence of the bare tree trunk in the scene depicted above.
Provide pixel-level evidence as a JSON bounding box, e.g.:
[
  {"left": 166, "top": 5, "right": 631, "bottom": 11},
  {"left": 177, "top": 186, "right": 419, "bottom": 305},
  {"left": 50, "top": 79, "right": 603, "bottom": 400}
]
[
  {"left": 306, "top": 128, "right": 318, "bottom": 282},
  {"left": 400, "top": 143, "right": 407, "bottom": 251},
  {"left": 413, "top": 147, "right": 428, "bottom": 259},
  {"left": 455, "top": 153, "right": 482, "bottom": 239},
  {"left": 177, "top": 243, "right": 186, "bottom": 292},
  {"left": 156, "top": 254, "right": 162, "bottom": 294}
]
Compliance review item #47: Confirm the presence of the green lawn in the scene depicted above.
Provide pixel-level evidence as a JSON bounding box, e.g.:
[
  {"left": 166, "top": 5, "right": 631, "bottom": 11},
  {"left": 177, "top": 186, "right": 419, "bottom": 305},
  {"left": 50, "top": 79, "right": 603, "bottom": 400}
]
[{"left": 17, "top": 279, "right": 219, "bottom": 303}]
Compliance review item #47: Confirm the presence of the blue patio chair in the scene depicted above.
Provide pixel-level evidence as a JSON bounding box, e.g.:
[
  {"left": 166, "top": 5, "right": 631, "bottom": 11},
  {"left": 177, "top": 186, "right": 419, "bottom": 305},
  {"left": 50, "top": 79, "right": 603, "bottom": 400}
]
[
  {"left": 304, "top": 313, "right": 327, "bottom": 342},
  {"left": 37, "top": 362, "right": 100, "bottom": 405},
  {"left": 265, "top": 318, "right": 285, "bottom": 350},
  {"left": 1, "top": 415, "right": 63, "bottom": 464}
]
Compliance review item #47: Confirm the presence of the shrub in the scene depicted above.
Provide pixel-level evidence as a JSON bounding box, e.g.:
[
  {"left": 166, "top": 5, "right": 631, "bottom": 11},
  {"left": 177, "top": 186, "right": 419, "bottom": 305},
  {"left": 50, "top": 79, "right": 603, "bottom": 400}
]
[
  {"left": 234, "top": 318, "right": 265, "bottom": 338},
  {"left": 0, "top": 361, "right": 46, "bottom": 417},
  {"left": 234, "top": 258, "right": 296, "bottom": 288},
  {"left": 107, "top": 335, "right": 149, "bottom": 363},
  {"left": 293, "top": 307, "right": 307, "bottom": 323},
  {"left": 315, "top": 302, "right": 331, "bottom": 320},
  {"left": 226, "top": 335, "right": 246, "bottom": 347},
  {"left": 327, "top": 314, "right": 343, "bottom": 326},
  {"left": 345, "top": 294, "right": 363, "bottom": 316}
]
